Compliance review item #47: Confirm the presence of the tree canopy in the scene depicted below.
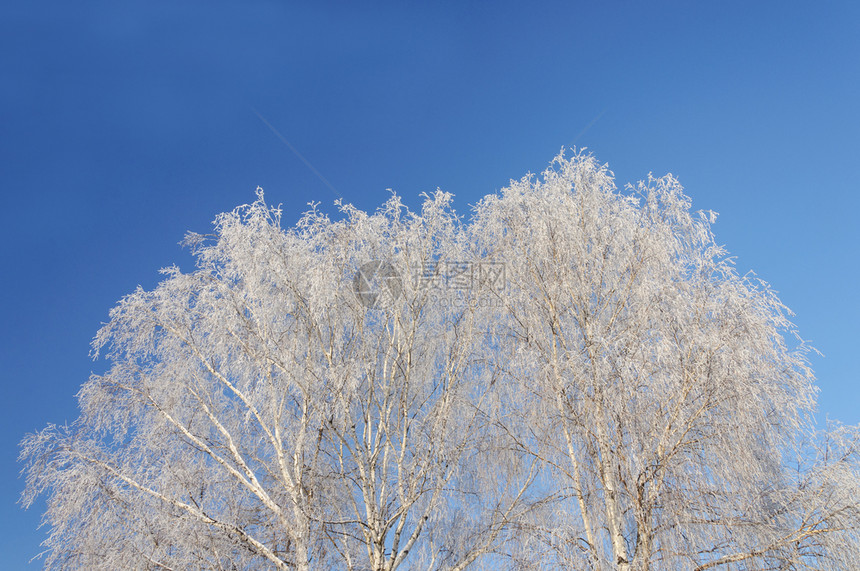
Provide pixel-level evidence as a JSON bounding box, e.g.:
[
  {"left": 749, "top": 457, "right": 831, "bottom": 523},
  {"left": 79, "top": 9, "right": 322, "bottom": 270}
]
[{"left": 21, "top": 151, "right": 860, "bottom": 570}]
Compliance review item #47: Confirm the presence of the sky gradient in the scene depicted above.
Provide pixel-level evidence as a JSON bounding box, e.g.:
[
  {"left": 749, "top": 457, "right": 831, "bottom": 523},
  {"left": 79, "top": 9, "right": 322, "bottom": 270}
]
[{"left": 2, "top": 1, "right": 859, "bottom": 567}]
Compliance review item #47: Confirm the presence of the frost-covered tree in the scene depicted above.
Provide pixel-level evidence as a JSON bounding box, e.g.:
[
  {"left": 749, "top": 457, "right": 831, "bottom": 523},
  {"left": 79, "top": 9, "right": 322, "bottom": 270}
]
[
  {"left": 468, "top": 153, "right": 860, "bottom": 569},
  {"left": 20, "top": 189, "right": 532, "bottom": 570},
  {"left": 21, "top": 152, "right": 860, "bottom": 570}
]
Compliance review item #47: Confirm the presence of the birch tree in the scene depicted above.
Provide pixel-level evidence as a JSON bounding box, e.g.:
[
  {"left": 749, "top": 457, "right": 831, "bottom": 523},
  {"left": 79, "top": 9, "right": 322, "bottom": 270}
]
[
  {"left": 20, "top": 189, "right": 530, "bottom": 570},
  {"left": 469, "top": 151, "right": 860, "bottom": 569},
  {"left": 21, "top": 151, "right": 860, "bottom": 569}
]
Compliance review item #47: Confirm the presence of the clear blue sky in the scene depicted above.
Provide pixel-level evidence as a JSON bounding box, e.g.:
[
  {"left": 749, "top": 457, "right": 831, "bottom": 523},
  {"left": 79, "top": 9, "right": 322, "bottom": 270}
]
[{"left": 2, "top": 1, "right": 858, "bottom": 567}]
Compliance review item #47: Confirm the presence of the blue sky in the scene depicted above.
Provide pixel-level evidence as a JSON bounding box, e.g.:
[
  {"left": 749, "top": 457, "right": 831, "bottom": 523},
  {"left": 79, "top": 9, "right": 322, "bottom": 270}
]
[{"left": 1, "top": 1, "right": 858, "bottom": 567}]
